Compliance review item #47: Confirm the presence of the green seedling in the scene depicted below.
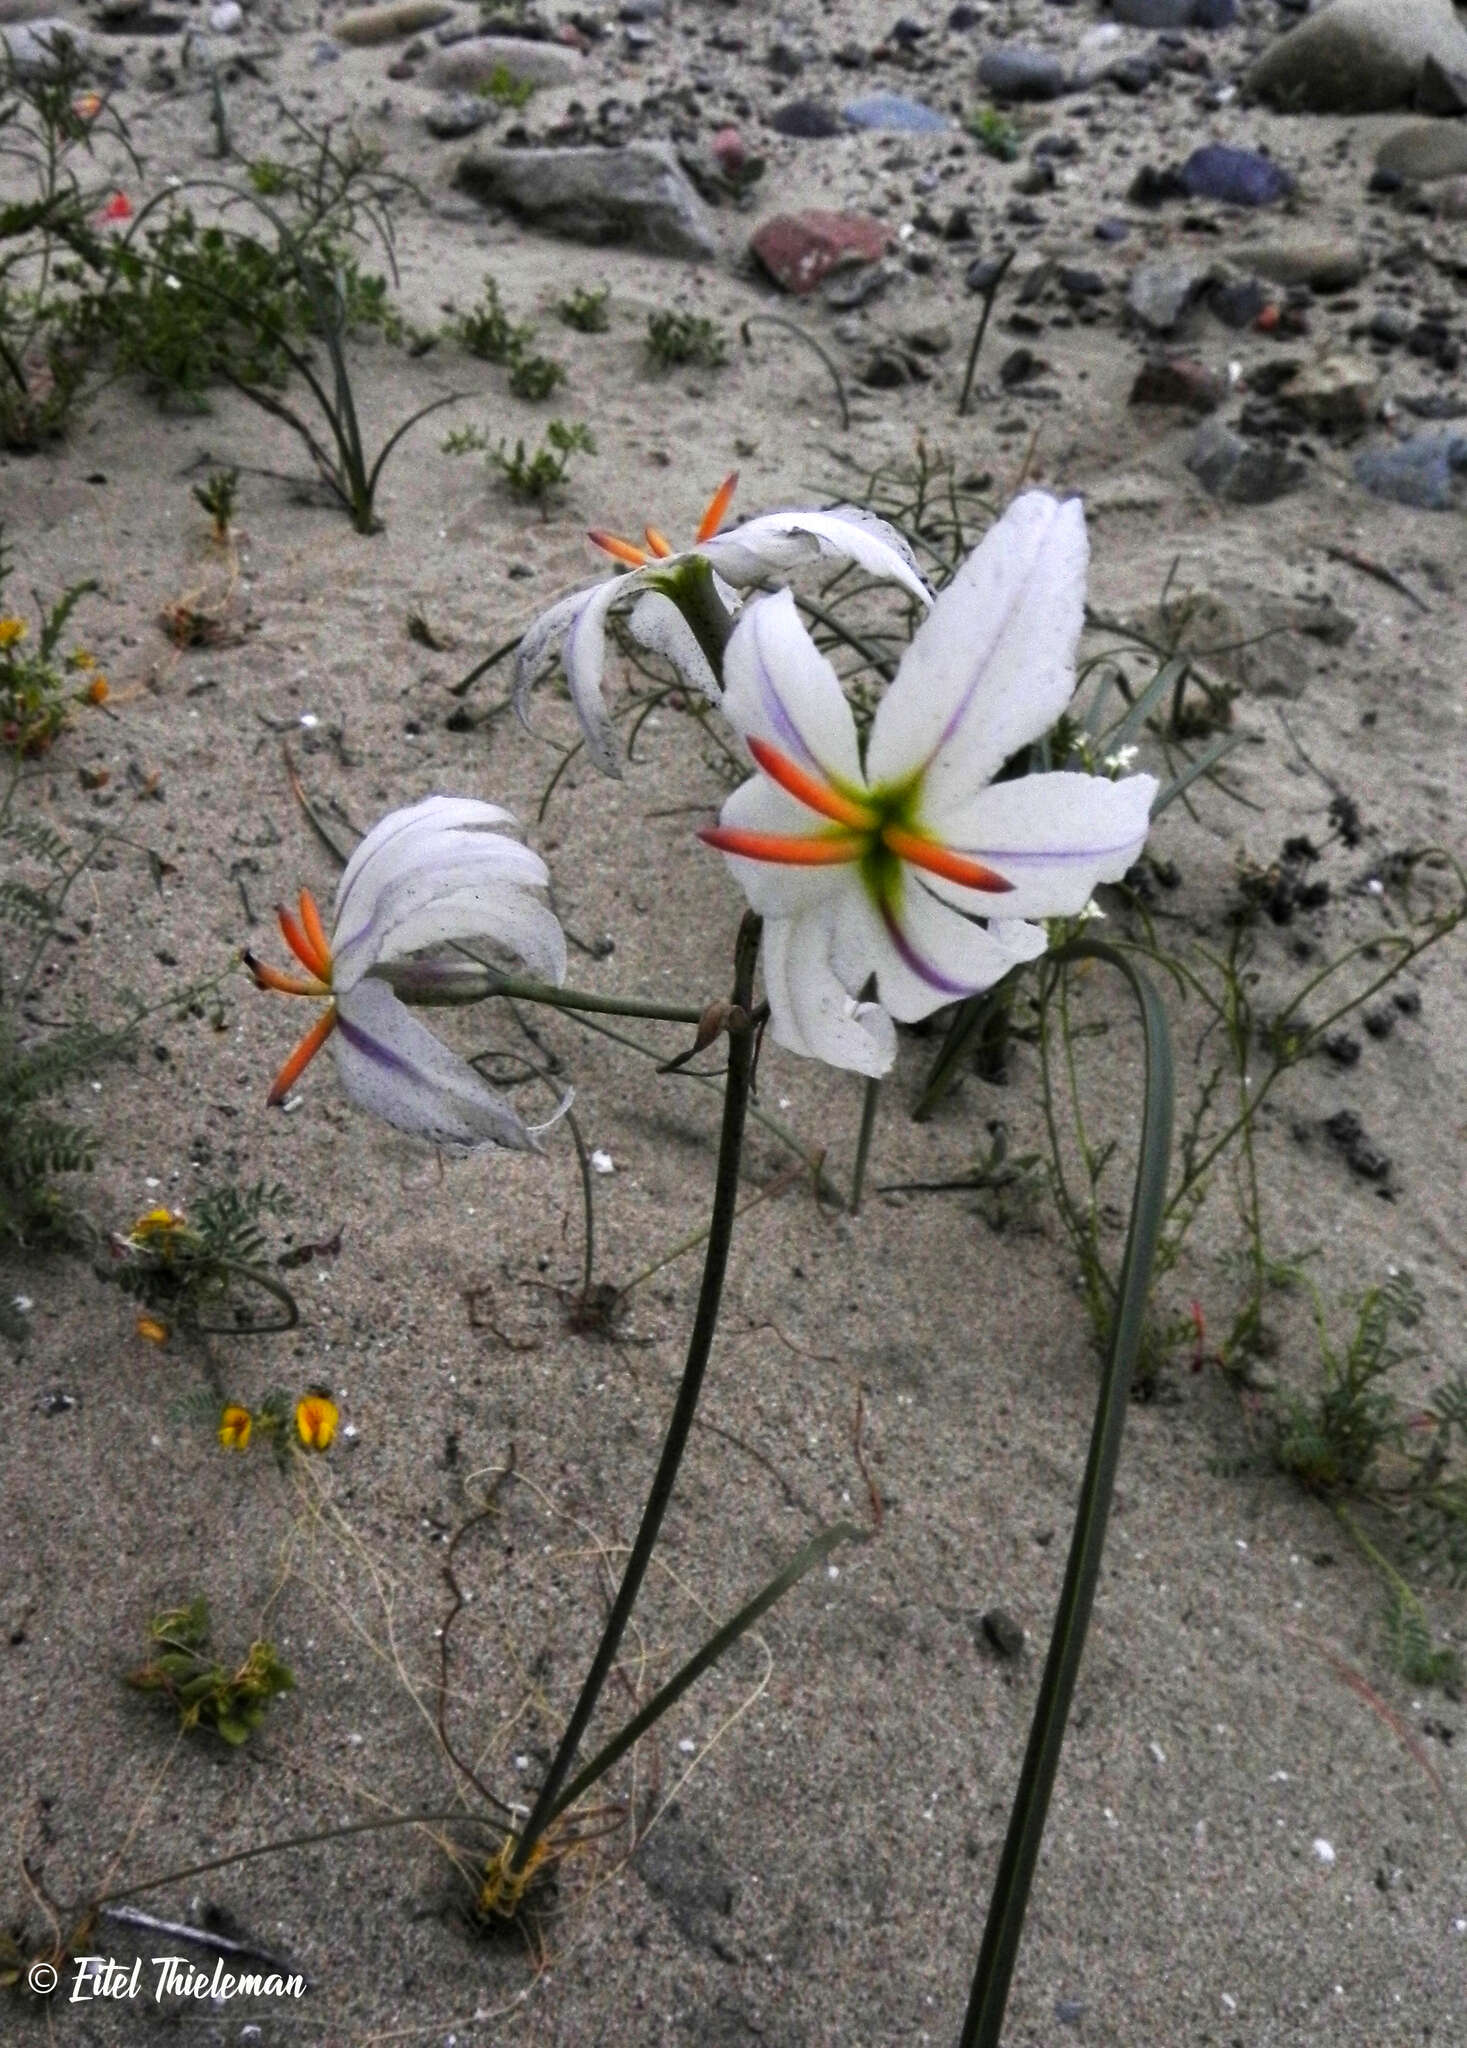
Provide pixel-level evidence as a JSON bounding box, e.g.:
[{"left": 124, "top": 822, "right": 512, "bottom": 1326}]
[
  {"left": 191, "top": 464, "right": 239, "bottom": 543},
  {"left": 477, "top": 63, "right": 535, "bottom": 108},
  {"left": 492, "top": 419, "right": 595, "bottom": 503},
  {"left": 645, "top": 310, "right": 729, "bottom": 370},
  {"left": 126, "top": 1597, "right": 294, "bottom": 1745},
  {"left": 507, "top": 350, "right": 566, "bottom": 401},
  {"left": 967, "top": 106, "right": 1020, "bottom": 162},
  {"left": 458, "top": 275, "right": 533, "bottom": 365},
  {"left": 556, "top": 284, "right": 610, "bottom": 333}
]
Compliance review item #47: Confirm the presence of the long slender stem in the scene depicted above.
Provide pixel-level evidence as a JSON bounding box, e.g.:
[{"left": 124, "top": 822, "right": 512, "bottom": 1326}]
[
  {"left": 960, "top": 940, "right": 1174, "bottom": 2048},
  {"left": 508, "top": 911, "right": 763, "bottom": 1872},
  {"left": 849, "top": 1075, "right": 880, "bottom": 1216}
]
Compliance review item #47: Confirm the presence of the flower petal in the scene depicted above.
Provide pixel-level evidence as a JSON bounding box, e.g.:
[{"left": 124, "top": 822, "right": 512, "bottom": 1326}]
[
  {"left": 332, "top": 976, "right": 543, "bottom": 1151},
  {"left": 721, "top": 589, "right": 865, "bottom": 790},
  {"left": 922, "top": 770, "right": 1158, "bottom": 922},
  {"left": 711, "top": 772, "right": 861, "bottom": 917},
  {"left": 626, "top": 589, "right": 721, "bottom": 704},
  {"left": 335, "top": 829, "right": 553, "bottom": 988},
  {"left": 832, "top": 874, "right": 1040, "bottom": 1024},
  {"left": 345, "top": 878, "right": 567, "bottom": 993},
  {"left": 762, "top": 908, "right": 896, "bottom": 1077},
  {"left": 335, "top": 798, "right": 519, "bottom": 930},
  {"left": 515, "top": 577, "right": 632, "bottom": 779},
  {"left": 703, "top": 507, "right": 933, "bottom": 610},
  {"left": 865, "top": 492, "right": 1088, "bottom": 805}
]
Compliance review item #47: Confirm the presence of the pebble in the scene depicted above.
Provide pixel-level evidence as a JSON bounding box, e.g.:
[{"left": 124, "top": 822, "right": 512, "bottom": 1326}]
[
  {"left": 1241, "top": 239, "right": 1367, "bottom": 293},
  {"left": 425, "top": 92, "right": 492, "bottom": 137},
  {"left": 1353, "top": 433, "right": 1467, "bottom": 510},
  {"left": 1130, "top": 355, "right": 1225, "bottom": 413},
  {"left": 208, "top": 0, "right": 241, "bottom": 28},
  {"left": 1179, "top": 144, "right": 1292, "bottom": 209},
  {"left": 455, "top": 141, "right": 717, "bottom": 260},
  {"left": 1128, "top": 255, "right": 1215, "bottom": 333},
  {"left": 333, "top": 0, "right": 453, "bottom": 45},
  {"left": 750, "top": 210, "right": 893, "bottom": 295},
  {"left": 1374, "top": 122, "right": 1467, "bottom": 184},
  {"left": 841, "top": 91, "right": 949, "bottom": 132},
  {"left": 769, "top": 98, "right": 842, "bottom": 138},
  {"left": 1276, "top": 355, "right": 1379, "bottom": 436},
  {"left": 425, "top": 34, "right": 582, "bottom": 90},
  {"left": 1186, "top": 418, "right": 1306, "bottom": 503},
  {"left": 1248, "top": 0, "right": 1467, "bottom": 114},
  {"left": 977, "top": 47, "right": 1067, "bottom": 102}
]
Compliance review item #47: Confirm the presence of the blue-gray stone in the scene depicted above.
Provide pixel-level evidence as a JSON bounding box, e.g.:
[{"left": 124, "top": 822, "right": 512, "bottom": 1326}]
[
  {"left": 1354, "top": 435, "right": 1467, "bottom": 511},
  {"left": 977, "top": 46, "right": 1067, "bottom": 100},
  {"left": 842, "top": 92, "right": 949, "bottom": 132},
  {"left": 770, "top": 98, "right": 843, "bottom": 137},
  {"left": 1180, "top": 144, "right": 1292, "bottom": 207},
  {"left": 1113, "top": 0, "right": 1235, "bottom": 26}
]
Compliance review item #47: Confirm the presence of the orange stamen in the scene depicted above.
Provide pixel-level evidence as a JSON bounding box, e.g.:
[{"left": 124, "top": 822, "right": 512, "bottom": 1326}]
[
  {"left": 644, "top": 525, "right": 674, "bottom": 559},
  {"left": 277, "top": 901, "right": 329, "bottom": 979},
  {"left": 747, "top": 736, "right": 878, "bottom": 831},
  {"left": 266, "top": 1006, "right": 338, "bottom": 1106},
  {"left": 298, "top": 888, "right": 331, "bottom": 974},
  {"left": 695, "top": 471, "right": 739, "bottom": 544},
  {"left": 881, "top": 825, "right": 1013, "bottom": 893},
  {"left": 589, "top": 529, "right": 649, "bottom": 569},
  {"left": 699, "top": 825, "right": 864, "bottom": 867},
  {"left": 245, "top": 952, "right": 328, "bottom": 998}
]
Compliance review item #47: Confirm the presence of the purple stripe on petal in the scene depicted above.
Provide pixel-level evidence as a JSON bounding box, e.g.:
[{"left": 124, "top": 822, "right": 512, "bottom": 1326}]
[
  {"left": 928, "top": 509, "right": 1068, "bottom": 769},
  {"left": 956, "top": 833, "right": 1144, "bottom": 866},
  {"left": 752, "top": 610, "right": 829, "bottom": 778},
  {"left": 878, "top": 899, "right": 974, "bottom": 997},
  {"left": 336, "top": 1009, "right": 416, "bottom": 1078}
]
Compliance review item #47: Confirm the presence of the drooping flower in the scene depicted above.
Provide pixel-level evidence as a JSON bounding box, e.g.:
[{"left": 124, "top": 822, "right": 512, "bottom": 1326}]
[
  {"left": 294, "top": 1392, "right": 338, "bottom": 1452},
  {"left": 515, "top": 473, "right": 932, "bottom": 777},
  {"left": 218, "top": 1404, "right": 253, "bottom": 1451},
  {"left": 245, "top": 796, "right": 567, "bottom": 1150},
  {"left": 699, "top": 492, "right": 1158, "bottom": 1076}
]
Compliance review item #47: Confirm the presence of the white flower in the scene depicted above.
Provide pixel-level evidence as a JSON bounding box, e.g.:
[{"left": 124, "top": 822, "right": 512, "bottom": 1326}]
[
  {"left": 1103, "top": 744, "right": 1138, "bottom": 774},
  {"left": 245, "top": 796, "right": 567, "bottom": 1149},
  {"left": 515, "top": 472, "right": 932, "bottom": 778},
  {"left": 699, "top": 493, "right": 1158, "bottom": 1077}
]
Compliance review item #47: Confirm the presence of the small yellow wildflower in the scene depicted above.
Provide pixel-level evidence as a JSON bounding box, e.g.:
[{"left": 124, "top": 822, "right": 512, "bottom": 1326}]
[
  {"left": 294, "top": 1392, "right": 338, "bottom": 1452},
  {"left": 218, "top": 1404, "right": 253, "bottom": 1451},
  {"left": 0, "top": 617, "right": 26, "bottom": 650},
  {"left": 68, "top": 648, "right": 95, "bottom": 669},
  {"left": 85, "top": 676, "right": 109, "bottom": 705},
  {"left": 135, "top": 1315, "right": 169, "bottom": 1345}
]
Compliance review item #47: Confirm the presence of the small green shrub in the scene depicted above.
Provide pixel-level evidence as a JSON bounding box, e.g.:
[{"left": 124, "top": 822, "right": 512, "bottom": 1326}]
[
  {"left": 645, "top": 310, "right": 729, "bottom": 370},
  {"left": 126, "top": 1597, "right": 294, "bottom": 1745},
  {"left": 493, "top": 419, "right": 595, "bottom": 502}
]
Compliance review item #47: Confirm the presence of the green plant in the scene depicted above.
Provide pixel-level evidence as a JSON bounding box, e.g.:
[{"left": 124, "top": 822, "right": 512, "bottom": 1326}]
[
  {"left": 967, "top": 106, "right": 1020, "bottom": 162},
  {"left": 441, "top": 423, "right": 489, "bottom": 455},
  {"left": 492, "top": 418, "right": 595, "bottom": 503},
  {"left": 1277, "top": 1272, "right": 1424, "bottom": 1493},
  {"left": 125, "top": 1597, "right": 294, "bottom": 1745},
  {"left": 507, "top": 348, "right": 566, "bottom": 401},
  {"left": 645, "top": 310, "right": 729, "bottom": 370},
  {"left": 191, "top": 464, "right": 239, "bottom": 543},
  {"left": 556, "top": 283, "right": 609, "bottom": 333},
  {"left": 0, "top": 531, "right": 99, "bottom": 755},
  {"left": 457, "top": 274, "right": 533, "bottom": 365},
  {"left": 477, "top": 62, "right": 535, "bottom": 108},
  {"left": 98, "top": 1179, "right": 299, "bottom": 1338}
]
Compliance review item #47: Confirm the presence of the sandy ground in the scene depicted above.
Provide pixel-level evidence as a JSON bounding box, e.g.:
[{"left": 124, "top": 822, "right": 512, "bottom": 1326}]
[{"left": 3, "top": 0, "right": 1466, "bottom": 2041}]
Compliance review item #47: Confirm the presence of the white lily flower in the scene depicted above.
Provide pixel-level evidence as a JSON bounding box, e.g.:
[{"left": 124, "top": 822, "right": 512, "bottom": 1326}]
[
  {"left": 699, "top": 493, "right": 1158, "bottom": 1077},
  {"left": 515, "top": 472, "right": 933, "bottom": 778},
  {"left": 245, "top": 796, "right": 567, "bottom": 1150}
]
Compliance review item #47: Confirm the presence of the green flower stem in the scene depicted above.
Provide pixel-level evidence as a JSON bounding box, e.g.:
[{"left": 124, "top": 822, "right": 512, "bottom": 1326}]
[
  {"left": 373, "top": 957, "right": 706, "bottom": 1027},
  {"left": 849, "top": 1074, "right": 880, "bottom": 1216},
  {"left": 960, "top": 939, "right": 1174, "bottom": 2048},
  {"left": 508, "top": 910, "right": 763, "bottom": 1875}
]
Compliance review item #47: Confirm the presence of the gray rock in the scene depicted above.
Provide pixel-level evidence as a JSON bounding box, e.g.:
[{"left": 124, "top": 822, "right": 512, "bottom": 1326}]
[
  {"left": 1432, "top": 173, "right": 1467, "bottom": 219},
  {"left": 1415, "top": 52, "right": 1467, "bottom": 114},
  {"left": 425, "top": 91, "right": 493, "bottom": 137},
  {"left": 1127, "top": 255, "right": 1215, "bottom": 333},
  {"left": 1187, "top": 419, "right": 1306, "bottom": 504},
  {"left": 1275, "top": 355, "right": 1379, "bottom": 436},
  {"left": 1113, "top": 0, "right": 1235, "bottom": 26},
  {"left": 1374, "top": 121, "right": 1467, "bottom": 184},
  {"left": 1247, "top": 0, "right": 1467, "bottom": 115},
  {"left": 425, "top": 34, "right": 581, "bottom": 90},
  {"left": 455, "top": 141, "right": 717, "bottom": 260},
  {"left": 1240, "top": 238, "right": 1367, "bottom": 292},
  {"left": 977, "top": 46, "right": 1066, "bottom": 101},
  {"left": 0, "top": 15, "right": 94, "bottom": 76},
  {"left": 333, "top": 0, "right": 454, "bottom": 44},
  {"left": 1354, "top": 434, "right": 1467, "bottom": 510}
]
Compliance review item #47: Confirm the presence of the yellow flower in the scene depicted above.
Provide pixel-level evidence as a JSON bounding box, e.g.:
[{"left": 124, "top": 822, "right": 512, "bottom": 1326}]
[
  {"left": 68, "top": 648, "right": 95, "bottom": 669},
  {"left": 127, "top": 1207, "right": 189, "bottom": 1257},
  {"left": 85, "top": 676, "right": 109, "bottom": 705},
  {"left": 294, "top": 1393, "right": 338, "bottom": 1452},
  {"left": 135, "top": 1315, "right": 169, "bottom": 1345},
  {"left": 0, "top": 617, "right": 26, "bottom": 650},
  {"left": 218, "top": 1404, "right": 253, "bottom": 1451}
]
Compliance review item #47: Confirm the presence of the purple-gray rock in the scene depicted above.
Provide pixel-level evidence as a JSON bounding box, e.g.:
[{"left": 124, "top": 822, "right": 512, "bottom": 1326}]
[
  {"left": 842, "top": 91, "right": 949, "bottom": 131},
  {"left": 1187, "top": 419, "right": 1306, "bottom": 503},
  {"left": 1113, "top": 0, "right": 1235, "bottom": 26},
  {"left": 978, "top": 46, "right": 1066, "bottom": 101},
  {"left": 1353, "top": 434, "right": 1467, "bottom": 510},
  {"left": 769, "top": 98, "right": 843, "bottom": 137},
  {"left": 1180, "top": 145, "right": 1292, "bottom": 208}
]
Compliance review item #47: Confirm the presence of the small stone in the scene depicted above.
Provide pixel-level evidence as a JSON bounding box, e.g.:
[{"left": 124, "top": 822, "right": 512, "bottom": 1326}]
[
  {"left": 333, "top": 0, "right": 454, "bottom": 44},
  {"left": 1186, "top": 418, "right": 1306, "bottom": 503},
  {"left": 1353, "top": 433, "right": 1467, "bottom": 510},
  {"left": 208, "top": 0, "right": 241, "bottom": 28},
  {"left": 1180, "top": 144, "right": 1292, "bottom": 208},
  {"left": 1362, "top": 1005, "right": 1396, "bottom": 1040},
  {"left": 1128, "top": 255, "right": 1215, "bottom": 333},
  {"left": 1374, "top": 122, "right": 1467, "bottom": 185},
  {"left": 980, "top": 1607, "right": 1025, "bottom": 1659},
  {"left": 1130, "top": 355, "right": 1224, "bottom": 412},
  {"left": 425, "top": 34, "right": 581, "bottom": 90},
  {"left": 1323, "top": 1109, "right": 1391, "bottom": 1181},
  {"left": 456, "top": 142, "right": 716, "bottom": 260},
  {"left": 750, "top": 210, "right": 893, "bottom": 295},
  {"left": 769, "top": 97, "right": 842, "bottom": 138},
  {"left": 977, "top": 46, "right": 1067, "bottom": 101},
  {"left": 1323, "top": 1033, "right": 1361, "bottom": 1067},
  {"left": 1275, "top": 355, "right": 1379, "bottom": 436},
  {"left": 842, "top": 91, "right": 949, "bottom": 132},
  {"left": 1242, "top": 239, "right": 1367, "bottom": 293},
  {"left": 425, "top": 91, "right": 492, "bottom": 137}
]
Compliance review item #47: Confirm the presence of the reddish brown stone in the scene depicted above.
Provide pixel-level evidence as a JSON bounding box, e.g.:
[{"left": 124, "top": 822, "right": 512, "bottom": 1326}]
[
  {"left": 1129, "top": 355, "right": 1225, "bottom": 414},
  {"left": 749, "top": 210, "right": 894, "bottom": 296}
]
